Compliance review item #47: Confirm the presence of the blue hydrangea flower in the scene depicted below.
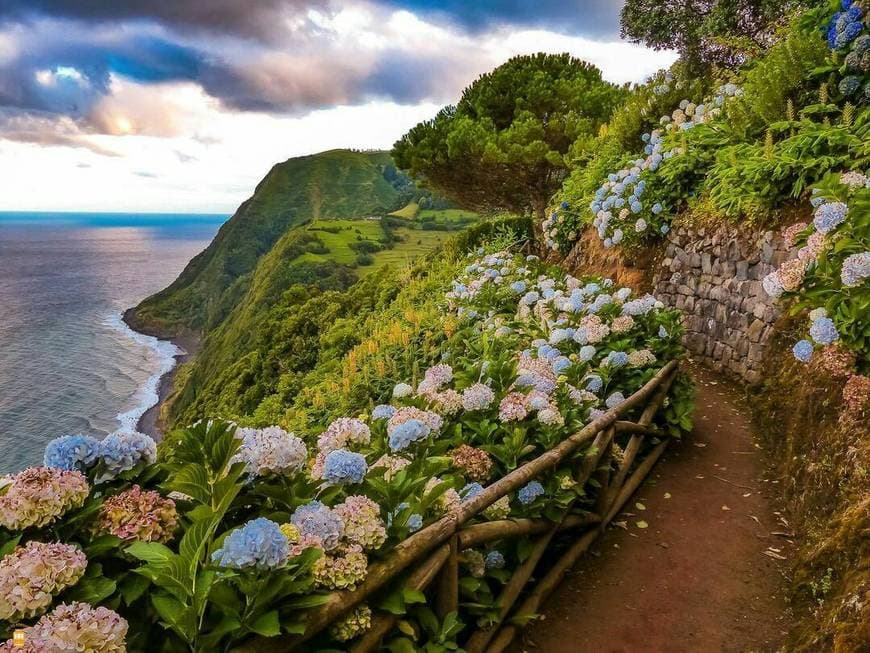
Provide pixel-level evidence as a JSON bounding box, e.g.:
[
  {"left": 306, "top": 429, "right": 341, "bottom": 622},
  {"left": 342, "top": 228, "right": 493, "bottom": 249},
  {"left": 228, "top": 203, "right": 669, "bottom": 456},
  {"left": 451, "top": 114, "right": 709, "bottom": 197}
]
[
  {"left": 372, "top": 404, "right": 396, "bottom": 420},
  {"left": 100, "top": 431, "right": 157, "bottom": 477},
  {"left": 44, "top": 434, "right": 101, "bottom": 471},
  {"left": 510, "top": 280, "right": 527, "bottom": 294},
  {"left": 660, "top": 224, "right": 670, "bottom": 235},
  {"left": 612, "top": 228, "right": 624, "bottom": 244},
  {"left": 518, "top": 481, "right": 545, "bottom": 505},
  {"left": 291, "top": 500, "right": 344, "bottom": 550},
  {"left": 792, "top": 340, "right": 814, "bottom": 363},
  {"left": 579, "top": 345, "right": 597, "bottom": 362},
  {"left": 813, "top": 202, "right": 848, "bottom": 234},
  {"left": 604, "top": 351, "right": 629, "bottom": 368},
  {"left": 658, "top": 325, "right": 669, "bottom": 338},
  {"left": 521, "top": 291, "right": 540, "bottom": 306},
  {"left": 388, "top": 419, "right": 430, "bottom": 451},
  {"left": 809, "top": 316, "right": 839, "bottom": 345},
  {"left": 462, "top": 482, "right": 484, "bottom": 501},
  {"left": 322, "top": 449, "right": 368, "bottom": 485},
  {"left": 841, "top": 251, "right": 870, "bottom": 287},
  {"left": 605, "top": 392, "right": 626, "bottom": 409},
  {"left": 585, "top": 375, "right": 603, "bottom": 393},
  {"left": 485, "top": 550, "right": 506, "bottom": 570},
  {"left": 211, "top": 518, "right": 289, "bottom": 570},
  {"left": 407, "top": 513, "right": 423, "bottom": 532},
  {"left": 552, "top": 356, "right": 572, "bottom": 374}
]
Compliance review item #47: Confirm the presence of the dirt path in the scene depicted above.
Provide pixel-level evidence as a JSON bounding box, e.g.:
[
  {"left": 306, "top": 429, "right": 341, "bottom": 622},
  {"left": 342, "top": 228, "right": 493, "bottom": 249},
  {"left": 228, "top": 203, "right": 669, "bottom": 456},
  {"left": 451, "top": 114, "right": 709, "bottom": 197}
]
[{"left": 511, "top": 365, "right": 793, "bottom": 653}]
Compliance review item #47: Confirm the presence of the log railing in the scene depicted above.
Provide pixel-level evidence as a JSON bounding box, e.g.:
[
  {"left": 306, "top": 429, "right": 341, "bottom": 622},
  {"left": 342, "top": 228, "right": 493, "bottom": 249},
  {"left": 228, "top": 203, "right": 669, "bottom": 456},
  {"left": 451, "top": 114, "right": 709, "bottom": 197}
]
[{"left": 235, "top": 360, "right": 680, "bottom": 652}]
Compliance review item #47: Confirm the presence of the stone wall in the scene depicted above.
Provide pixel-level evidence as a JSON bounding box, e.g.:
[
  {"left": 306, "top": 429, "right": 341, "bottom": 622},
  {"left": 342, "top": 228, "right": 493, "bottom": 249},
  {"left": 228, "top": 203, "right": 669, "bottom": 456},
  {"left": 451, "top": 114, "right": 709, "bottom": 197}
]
[{"left": 650, "top": 225, "right": 795, "bottom": 384}]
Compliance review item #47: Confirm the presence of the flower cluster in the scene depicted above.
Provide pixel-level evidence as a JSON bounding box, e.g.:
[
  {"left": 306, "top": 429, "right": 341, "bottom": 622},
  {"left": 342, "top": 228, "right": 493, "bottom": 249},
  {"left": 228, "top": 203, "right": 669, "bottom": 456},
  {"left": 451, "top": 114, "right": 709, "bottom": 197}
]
[
  {"left": 334, "top": 495, "right": 386, "bottom": 550},
  {"left": 0, "top": 602, "right": 128, "bottom": 653},
  {"left": 0, "top": 466, "right": 89, "bottom": 530},
  {"left": 313, "top": 417, "right": 371, "bottom": 479},
  {"left": 322, "top": 449, "right": 368, "bottom": 485},
  {"left": 99, "top": 431, "right": 157, "bottom": 477},
  {"left": 313, "top": 545, "right": 368, "bottom": 590},
  {"left": 291, "top": 501, "right": 344, "bottom": 551},
  {"left": 43, "top": 434, "right": 100, "bottom": 471},
  {"left": 95, "top": 485, "right": 178, "bottom": 543},
  {"left": 842, "top": 374, "right": 869, "bottom": 415},
  {"left": 0, "top": 541, "right": 87, "bottom": 621},
  {"left": 211, "top": 518, "right": 289, "bottom": 570},
  {"left": 544, "top": 84, "right": 741, "bottom": 251},
  {"left": 518, "top": 480, "right": 545, "bottom": 505},
  {"left": 828, "top": 2, "right": 865, "bottom": 51},
  {"left": 329, "top": 604, "right": 372, "bottom": 642},
  {"left": 450, "top": 445, "right": 493, "bottom": 482},
  {"left": 231, "top": 426, "right": 307, "bottom": 477}
]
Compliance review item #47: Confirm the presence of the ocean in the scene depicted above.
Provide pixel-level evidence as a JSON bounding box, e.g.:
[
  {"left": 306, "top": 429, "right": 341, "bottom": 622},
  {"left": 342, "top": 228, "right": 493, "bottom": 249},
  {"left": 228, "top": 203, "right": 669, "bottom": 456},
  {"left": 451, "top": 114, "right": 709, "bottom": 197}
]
[{"left": 0, "top": 212, "right": 225, "bottom": 473}]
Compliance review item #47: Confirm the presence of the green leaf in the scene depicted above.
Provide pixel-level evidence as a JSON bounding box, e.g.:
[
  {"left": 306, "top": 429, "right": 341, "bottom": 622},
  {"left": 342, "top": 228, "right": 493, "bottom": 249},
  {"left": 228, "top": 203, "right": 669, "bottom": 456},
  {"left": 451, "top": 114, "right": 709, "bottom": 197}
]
[
  {"left": 403, "top": 588, "right": 427, "bottom": 604},
  {"left": 126, "top": 541, "right": 175, "bottom": 565},
  {"left": 249, "top": 610, "right": 281, "bottom": 637}
]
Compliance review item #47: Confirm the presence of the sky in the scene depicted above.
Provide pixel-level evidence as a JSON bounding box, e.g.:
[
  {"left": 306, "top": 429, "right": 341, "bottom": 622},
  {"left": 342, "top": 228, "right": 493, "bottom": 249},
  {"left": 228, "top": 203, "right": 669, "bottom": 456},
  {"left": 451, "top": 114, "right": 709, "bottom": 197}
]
[{"left": 0, "top": 1, "right": 677, "bottom": 213}]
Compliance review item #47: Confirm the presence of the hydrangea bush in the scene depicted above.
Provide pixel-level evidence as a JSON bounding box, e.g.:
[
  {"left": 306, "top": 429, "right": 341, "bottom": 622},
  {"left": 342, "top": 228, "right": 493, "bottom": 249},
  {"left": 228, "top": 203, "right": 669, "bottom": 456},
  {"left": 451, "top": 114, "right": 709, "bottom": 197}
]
[
  {"left": 0, "top": 241, "right": 692, "bottom": 651},
  {"left": 766, "top": 170, "right": 869, "bottom": 418}
]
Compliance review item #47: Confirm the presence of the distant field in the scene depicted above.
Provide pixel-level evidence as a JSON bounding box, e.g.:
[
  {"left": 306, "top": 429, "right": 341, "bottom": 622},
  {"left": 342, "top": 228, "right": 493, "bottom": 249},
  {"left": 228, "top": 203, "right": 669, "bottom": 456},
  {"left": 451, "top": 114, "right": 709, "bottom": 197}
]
[
  {"left": 298, "top": 217, "right": 454, "bottom": 274},
  {"left": 388, "top": 201, "right": 419, "bottom": 219},
  {"left": 418, "top": 208, "right": 477, "bottom": 222}
]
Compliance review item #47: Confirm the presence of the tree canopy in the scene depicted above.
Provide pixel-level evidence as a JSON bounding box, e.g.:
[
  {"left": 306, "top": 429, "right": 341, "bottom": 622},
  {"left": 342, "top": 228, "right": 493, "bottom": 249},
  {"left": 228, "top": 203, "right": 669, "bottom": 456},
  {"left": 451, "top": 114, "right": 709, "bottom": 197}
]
[
  {"left": 620, "top": 0, "right": 823, "bottom": 70},
  {"left": 392, "top": 53, "right": 626, "bottom": 219}
]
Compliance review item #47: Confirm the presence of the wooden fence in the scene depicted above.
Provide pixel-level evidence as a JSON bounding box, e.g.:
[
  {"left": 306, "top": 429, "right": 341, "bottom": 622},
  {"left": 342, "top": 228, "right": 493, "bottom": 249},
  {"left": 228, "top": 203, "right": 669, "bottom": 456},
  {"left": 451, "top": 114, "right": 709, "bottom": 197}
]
[{"left": 235, "top": 359, "right": 679, "bottom": 652}]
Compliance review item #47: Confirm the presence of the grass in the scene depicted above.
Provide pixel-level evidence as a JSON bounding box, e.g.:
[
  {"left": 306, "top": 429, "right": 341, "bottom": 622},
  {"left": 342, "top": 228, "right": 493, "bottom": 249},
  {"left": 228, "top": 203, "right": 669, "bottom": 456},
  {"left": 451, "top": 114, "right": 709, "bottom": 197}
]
[
  {"left": 418, "top": 208, "right": 477, "bottom": 222},
  {"left": 388, "top": 201, "right": 419, "bottom": 219},
  {"left": 298, "top": 218, "right": 453, "bottom": 273}
]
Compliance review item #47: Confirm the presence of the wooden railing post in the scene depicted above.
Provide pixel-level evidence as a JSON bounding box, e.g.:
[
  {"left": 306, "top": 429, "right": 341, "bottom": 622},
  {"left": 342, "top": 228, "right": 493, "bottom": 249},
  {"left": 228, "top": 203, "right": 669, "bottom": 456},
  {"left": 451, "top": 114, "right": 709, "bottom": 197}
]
[{"left": 436, "top": 535, "right": 459, "bottom": 619}]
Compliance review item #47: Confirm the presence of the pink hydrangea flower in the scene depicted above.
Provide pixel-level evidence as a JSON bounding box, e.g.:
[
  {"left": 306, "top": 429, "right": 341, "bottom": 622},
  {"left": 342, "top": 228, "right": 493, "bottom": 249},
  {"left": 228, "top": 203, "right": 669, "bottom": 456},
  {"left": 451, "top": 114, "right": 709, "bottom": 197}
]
[
  {"left": 0, "top": 602, "right": 127, "bottom": 652},
  {"left": 334, "top": 496, "right": 386, "bottom": 551},
  {"left": 0, "top": 467, "right": 89, "bottom": 530},
  {"left": 95, "top": 485, "right": 178, "bottom": 543},
  {"left": 0, "top": 541, "right": 87, "bottom": 621}
]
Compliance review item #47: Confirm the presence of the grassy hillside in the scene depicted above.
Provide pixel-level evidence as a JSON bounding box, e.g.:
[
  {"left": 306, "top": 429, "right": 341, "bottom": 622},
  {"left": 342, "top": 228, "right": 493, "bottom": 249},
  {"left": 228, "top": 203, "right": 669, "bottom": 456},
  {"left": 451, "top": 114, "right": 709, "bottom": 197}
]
[
  {"left": 130, "top": 148, "right": 483, "bottom": 427},
  {"left": 132, "top": 149, "right": 411, "bottom": 334}
]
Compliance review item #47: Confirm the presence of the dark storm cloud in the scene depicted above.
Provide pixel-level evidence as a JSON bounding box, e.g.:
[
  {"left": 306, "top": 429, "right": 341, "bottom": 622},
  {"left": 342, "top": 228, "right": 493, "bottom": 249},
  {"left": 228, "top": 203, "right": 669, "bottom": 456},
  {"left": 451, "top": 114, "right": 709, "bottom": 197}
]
[
  {"left": 0, "top": 1, "right": 623, "bottom": 40},
  {"left": 0, "top": 0, "right": 323, "bottom": 41}
]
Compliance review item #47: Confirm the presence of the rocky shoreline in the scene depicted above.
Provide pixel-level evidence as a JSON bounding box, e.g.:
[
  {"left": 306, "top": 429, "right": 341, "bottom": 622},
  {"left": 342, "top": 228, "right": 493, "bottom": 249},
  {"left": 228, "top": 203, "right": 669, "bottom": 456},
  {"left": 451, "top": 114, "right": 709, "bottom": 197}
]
[{"left": 121, "top": 307, "right": 199, "bottom": 440}]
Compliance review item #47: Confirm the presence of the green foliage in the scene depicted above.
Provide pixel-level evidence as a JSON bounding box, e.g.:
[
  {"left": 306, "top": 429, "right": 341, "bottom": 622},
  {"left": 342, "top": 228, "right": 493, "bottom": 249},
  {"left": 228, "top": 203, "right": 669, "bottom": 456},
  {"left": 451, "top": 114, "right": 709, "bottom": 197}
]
[
  {"left": 724, "top": 18, "right": 829, "bottom": 139},
  {"left": 706, "top": 119, "right": 868, "bottom": 220},
  {"left": 134, "top": 150, "right": 424, "bottom": 334},
  {"left": 393, "top": 54, "right": 627, "bottom": 218},
  {"left": 620, "top": 0, "right": 822, "bottom": 71}
]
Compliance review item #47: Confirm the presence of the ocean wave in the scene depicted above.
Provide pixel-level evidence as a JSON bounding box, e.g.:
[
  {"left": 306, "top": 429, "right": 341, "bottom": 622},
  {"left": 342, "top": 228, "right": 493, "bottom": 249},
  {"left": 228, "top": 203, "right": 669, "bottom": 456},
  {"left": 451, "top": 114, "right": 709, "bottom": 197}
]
[{"left": 102, "top": 312, "right": 182, "bottom": 433}]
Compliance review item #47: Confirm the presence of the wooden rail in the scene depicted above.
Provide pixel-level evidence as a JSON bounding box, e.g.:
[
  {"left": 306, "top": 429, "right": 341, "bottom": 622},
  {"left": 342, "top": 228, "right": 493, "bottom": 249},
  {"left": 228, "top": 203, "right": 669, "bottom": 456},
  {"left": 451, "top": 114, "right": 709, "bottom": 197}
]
[{"left": 233, "top": 360, "right": 680, "bottom": 652}]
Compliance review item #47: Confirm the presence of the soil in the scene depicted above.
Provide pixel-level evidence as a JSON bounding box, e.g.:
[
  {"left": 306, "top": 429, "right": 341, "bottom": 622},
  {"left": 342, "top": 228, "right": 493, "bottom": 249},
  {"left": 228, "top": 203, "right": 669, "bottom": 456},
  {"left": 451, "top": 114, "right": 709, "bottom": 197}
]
[{"left": 511, "top": 363, "right": 794, "bottom": 653}]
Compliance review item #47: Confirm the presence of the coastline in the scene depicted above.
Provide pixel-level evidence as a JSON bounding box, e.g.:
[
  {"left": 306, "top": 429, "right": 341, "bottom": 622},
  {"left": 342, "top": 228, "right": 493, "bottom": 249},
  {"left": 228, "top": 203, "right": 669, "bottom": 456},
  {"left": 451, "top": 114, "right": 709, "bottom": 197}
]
[{"left": 121, "top": 308, "right": 199, "bottom": 440}]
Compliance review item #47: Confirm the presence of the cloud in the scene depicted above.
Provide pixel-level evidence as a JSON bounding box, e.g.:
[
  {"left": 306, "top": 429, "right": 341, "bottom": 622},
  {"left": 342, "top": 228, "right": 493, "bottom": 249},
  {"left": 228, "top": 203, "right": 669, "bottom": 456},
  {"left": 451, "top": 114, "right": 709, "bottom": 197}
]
[
  {"left": 0, "top": 1, "right": 324, "bottom": 43},
  {"left": 0, "top": 110, "right": 120, "bottom": 155},
  {"left": 381, "top": 1, "right": 624, "bottom": 37}
]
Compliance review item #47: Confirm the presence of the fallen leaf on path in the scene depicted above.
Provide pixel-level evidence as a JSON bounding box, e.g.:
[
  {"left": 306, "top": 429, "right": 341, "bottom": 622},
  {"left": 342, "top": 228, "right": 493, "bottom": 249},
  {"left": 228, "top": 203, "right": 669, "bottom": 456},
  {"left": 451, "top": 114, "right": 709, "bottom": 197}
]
[
  {"left": 635, "top": 502, "right": 646, "bottom": 511},
  {"left": 663, "top": 492, "right": 671, "bottom": 499},
  {"left": 743, "top": 492, "right": 752, "bottom": 497},
  {"left": 656, "top": 542, "right": 670, "bottom": 549},
  {"left": 694, "top": 442, "right": 707, "bottom": 448},
  {"left": 722, "top": 505, "right": 731, "bottom": 511},
  {"left": 613, "top": 521, "right": 628, "bottom": 530},
  {"left": 636, "top": 520, "right": 648, "bottom": 529},
  {"left": 695, "top": 475, "right": 705, "bottom": 479},
  {"left": 763, "top": 550, "right": 787, "bottom": 560},
  {"left": 749, "top": 515, "right": 761, "bottom": 525}
]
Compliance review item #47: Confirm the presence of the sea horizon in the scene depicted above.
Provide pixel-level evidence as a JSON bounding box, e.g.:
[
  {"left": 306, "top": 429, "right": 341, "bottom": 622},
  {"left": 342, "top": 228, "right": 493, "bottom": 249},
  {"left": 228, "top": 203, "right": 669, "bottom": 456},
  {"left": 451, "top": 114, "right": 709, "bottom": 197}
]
[{"left": 0, "top": 211, "right": 226, "bottom": 472}]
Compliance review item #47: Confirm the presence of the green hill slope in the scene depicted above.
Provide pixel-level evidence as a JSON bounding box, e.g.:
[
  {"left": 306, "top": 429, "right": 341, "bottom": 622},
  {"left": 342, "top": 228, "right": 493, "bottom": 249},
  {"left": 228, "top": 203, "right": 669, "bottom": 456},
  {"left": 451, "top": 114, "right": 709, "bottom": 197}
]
[
  {"left": 132, "top": 149, "right": 411, "bottom": 334},
  {"left": 129, "top": 148, "right": 480, "bottom": 427}
]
